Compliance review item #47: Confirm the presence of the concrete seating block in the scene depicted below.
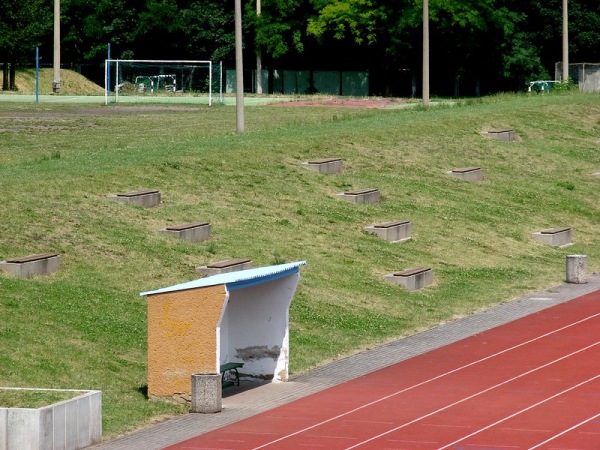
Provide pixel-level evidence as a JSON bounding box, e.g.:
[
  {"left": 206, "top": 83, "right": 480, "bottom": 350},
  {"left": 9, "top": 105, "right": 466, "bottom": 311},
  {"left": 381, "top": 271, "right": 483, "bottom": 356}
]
[
  {"left": 302, "top": 158, "right": 343, "bottom": 174},
  {"left": 196, "top": 258, "right": 253, "bottom": 276},
  {"left": 336, "top": 188, "right": 380, "bottom": 204},
  {"left": 161, "top": 222, "right": 211, "bottom": 242},
  {"left": 365, "top": 220, "right": 411, "bottom": 243},
  {"left": 109, "top": 189, "right": 161, "bottom": 207},
  {"left": 384, "top": 267, "right": 433, "bottom": 291},
  {"left": 448, "top": 166, "right": 484, "bottom": 182},
  {"left": 485, "top": 129, "right": 516, "bottom": 141},
  {"left": 532, "top": 227, "right": 573, "bottom": 247},
  {"left": 0, "top": 253, "right": 60, "bottom": 278}
]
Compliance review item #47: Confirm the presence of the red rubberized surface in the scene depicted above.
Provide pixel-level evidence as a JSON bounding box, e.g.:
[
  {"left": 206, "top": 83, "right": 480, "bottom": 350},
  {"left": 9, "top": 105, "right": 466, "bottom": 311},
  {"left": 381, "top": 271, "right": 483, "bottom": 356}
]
[{"left": 166, "top": 290, "right": 600, "bottom": 449}]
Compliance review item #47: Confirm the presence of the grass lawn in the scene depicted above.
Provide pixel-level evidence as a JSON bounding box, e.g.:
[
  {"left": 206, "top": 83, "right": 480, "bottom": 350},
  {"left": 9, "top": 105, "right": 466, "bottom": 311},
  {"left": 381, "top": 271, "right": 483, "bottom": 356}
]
[
  {"left": 1, "top": 90, "right": 600, "bottom": 438},
  {"left": 0, "top": 387, "right": 87, "bottom": 409}
]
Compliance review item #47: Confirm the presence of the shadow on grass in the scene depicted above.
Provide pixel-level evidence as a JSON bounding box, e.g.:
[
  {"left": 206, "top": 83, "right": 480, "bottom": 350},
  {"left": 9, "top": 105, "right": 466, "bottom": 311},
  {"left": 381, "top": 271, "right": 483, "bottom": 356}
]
[{"left": 137, "top": 385, "right": 149, "bottom": 399}]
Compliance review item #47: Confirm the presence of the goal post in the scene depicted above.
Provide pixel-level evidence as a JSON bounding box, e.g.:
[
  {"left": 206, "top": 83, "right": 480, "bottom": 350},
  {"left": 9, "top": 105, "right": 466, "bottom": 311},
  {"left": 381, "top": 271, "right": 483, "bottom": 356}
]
[{"left": 104, "top": 59, "right": 221, "bottom": 105}]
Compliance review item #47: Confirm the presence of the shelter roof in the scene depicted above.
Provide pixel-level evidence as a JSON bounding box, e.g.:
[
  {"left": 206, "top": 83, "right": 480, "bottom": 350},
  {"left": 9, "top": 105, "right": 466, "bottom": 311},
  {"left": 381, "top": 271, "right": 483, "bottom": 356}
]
[{"left": 140, "top": 261, "right": 306, "bottom": 297}]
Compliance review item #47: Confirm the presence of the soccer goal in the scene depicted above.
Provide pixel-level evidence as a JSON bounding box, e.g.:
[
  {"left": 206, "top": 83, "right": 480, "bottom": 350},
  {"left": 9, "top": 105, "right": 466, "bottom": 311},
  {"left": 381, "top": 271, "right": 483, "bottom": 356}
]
[{"left": 104, "top": 59, "right": 221, "bottom": 105}]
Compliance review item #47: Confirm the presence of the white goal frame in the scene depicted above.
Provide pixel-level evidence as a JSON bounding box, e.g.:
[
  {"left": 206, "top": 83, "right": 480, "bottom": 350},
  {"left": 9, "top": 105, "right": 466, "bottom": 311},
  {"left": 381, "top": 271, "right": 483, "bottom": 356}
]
[{"left": 105, "top": 59, "right": 214, "bottom": 106}]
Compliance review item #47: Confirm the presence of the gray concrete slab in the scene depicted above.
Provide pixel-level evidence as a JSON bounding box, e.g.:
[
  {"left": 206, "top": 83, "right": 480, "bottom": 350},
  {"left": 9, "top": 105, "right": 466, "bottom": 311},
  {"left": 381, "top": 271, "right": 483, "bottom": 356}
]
[
  {"left": 160, "top": 223, "right": 211, "bottom": 243},
  {"left": 0, "top": 254, "right": 60, "bottom": 278},
  {"left": 302, "top": 158, "right": 343, "bottom": 174},
  {"left": 91, "top": 274, "right": 600, "bottom": 450},
  {"left": 532, "top": 227, "right": 573, "bottom": 247},
  {"left": 448, "top": 166, "right": 484, "bottom": 182},
  {"left": 336, "top": 188, "right": 380, "bottom": 204},
  {"left": 365, "top": 220, "right": 411, "bottom": 242}
]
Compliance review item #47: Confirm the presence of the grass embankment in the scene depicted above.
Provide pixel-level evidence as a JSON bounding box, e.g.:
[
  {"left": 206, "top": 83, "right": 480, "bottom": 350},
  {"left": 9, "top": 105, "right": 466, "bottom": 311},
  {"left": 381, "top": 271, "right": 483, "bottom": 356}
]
[
  {"left": 1, "top": 93, "right": 600, "bottom": 438},
  {"left": 6, "top": 68, "right": 104, "bottom": 95}
]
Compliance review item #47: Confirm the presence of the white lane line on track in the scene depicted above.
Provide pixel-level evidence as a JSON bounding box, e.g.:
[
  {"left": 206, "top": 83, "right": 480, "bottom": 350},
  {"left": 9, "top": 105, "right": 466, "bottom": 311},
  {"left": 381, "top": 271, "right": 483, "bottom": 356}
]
[
  {"left": 527, "top": 411, "right": 600, "bottom": 449},
  {"left": 438, "top": 374, "right": 600, "bottom": 449},
  {"left": 249, "top": 311, "right": 600, "bottom": 450},
  {"left": 348, "top": 342, "right": 600, "bottom": 449}
]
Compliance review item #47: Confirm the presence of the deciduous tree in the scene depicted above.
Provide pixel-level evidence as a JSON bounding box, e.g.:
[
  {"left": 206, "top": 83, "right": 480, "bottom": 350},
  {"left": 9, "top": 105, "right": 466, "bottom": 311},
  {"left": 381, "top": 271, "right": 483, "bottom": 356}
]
[{"left": 0, "top": 0, "right": 50, "bottom": 90}]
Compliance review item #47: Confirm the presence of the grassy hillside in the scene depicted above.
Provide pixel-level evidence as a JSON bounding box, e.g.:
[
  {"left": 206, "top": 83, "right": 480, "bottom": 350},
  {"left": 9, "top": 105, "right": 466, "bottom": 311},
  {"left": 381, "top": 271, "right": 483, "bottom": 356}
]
[
  {"left": 9, "top": 68, "right": 104, "bottom": 95},
  {"left": 1, "top": 93, "right": 600, "bottom": 439}
]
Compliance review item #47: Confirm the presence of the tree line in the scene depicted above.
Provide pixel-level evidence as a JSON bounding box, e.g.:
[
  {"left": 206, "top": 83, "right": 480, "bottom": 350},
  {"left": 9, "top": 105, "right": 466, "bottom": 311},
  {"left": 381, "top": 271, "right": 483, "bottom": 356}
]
[{"left": 1, "top": 0, "right": 599, "bottom": 96}]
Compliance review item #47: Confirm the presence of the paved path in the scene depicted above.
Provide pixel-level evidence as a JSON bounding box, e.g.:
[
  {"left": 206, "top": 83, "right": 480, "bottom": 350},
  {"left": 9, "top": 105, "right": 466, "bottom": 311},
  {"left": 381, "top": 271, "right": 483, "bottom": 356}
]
[{"left": 92, "top": 275, "right": 600, "bottom": 450}]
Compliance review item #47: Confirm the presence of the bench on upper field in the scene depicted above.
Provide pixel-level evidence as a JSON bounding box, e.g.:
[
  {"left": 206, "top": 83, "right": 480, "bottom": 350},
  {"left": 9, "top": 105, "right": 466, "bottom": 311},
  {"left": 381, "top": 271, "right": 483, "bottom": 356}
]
[{"left": 220, "top": 362, "right": 244, "bottom": 388}]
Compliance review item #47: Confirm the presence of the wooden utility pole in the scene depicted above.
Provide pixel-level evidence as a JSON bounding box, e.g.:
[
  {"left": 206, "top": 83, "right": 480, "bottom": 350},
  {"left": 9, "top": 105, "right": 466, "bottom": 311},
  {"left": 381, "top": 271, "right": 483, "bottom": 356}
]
[
  {"left": 422, "top": 0, "right": 429, "bottom": 106},
  {"left": 256, "top": 0, "right": 262, "bottom": 94},
  {"left": 53, "top": 0, "right": 61, "bottom": 93},
  {"left": 235, "top": 0, "right": 245, "bottom": 133},
  {"left": 562, "top": 0, "right": 569, "bottom": 82}
]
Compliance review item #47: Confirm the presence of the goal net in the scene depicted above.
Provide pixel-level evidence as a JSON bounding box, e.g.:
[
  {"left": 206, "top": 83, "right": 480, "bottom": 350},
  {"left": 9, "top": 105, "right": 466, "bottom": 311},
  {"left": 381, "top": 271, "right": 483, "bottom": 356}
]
[{"left": 104, "top": 60, "right": 221, "bottom": 105}]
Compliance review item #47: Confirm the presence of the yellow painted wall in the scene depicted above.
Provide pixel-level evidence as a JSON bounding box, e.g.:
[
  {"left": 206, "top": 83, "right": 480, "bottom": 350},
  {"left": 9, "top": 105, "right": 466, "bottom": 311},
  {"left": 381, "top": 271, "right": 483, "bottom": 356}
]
[{"left": 147, "top": 284, "right": 226, "bottom": 397}]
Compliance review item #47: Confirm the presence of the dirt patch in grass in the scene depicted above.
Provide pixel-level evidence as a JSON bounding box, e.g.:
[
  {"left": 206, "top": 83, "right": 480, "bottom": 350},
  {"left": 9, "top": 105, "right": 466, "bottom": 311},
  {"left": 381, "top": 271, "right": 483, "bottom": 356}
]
[
  {"left": 0, "top": 105, "right": 206, "bottom": 132},
  {"left": 271, "top": 97, "right": 413, "bottom": 108}
]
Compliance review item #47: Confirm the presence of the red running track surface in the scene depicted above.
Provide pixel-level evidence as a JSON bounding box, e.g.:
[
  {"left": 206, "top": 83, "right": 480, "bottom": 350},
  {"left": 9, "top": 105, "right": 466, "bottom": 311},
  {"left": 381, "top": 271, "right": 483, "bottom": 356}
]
[{"left": 166, "top": 290, "right": 600, "bottom": 450}]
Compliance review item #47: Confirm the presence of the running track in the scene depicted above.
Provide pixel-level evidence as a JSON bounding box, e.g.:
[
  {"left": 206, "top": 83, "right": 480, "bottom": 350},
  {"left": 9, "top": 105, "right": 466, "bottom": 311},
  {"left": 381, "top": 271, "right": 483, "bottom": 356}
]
[{"left": 166, "top": 290, "right": 600, "bottom": 449}]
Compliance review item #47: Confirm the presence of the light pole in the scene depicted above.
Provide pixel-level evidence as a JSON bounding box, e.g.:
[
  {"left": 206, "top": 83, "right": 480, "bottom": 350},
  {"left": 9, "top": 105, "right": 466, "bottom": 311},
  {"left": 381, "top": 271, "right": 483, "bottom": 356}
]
[
  {"left": 235, "top": 0, "right": 245, "bottom": 133},
  {"left": 562, "top": 0, "right": 569, "bottom": 82},
  {"left": 53, "top": 0, "right": 60, "bottom": 93},
  {"left": 256, "top": 0, "right": 262, "bottom": 94},
  {"left": 422, "top": 0, "right": 429, "bottom": 106}
]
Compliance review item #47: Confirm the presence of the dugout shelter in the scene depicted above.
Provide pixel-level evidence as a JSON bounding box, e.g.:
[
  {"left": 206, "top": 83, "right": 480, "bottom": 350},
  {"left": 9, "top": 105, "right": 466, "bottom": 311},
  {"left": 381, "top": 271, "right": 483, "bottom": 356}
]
[{"left": 140, "top": 261, "right": 306, "bottom": 398}]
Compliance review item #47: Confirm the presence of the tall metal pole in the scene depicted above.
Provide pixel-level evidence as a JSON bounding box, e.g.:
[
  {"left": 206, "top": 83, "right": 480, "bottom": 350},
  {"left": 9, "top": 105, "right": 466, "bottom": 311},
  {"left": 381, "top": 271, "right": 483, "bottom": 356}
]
[
  {"left": 256, "top": 0, "right": 262, "bottom": 94},
  {"left": 422, "top": 0, "right": 429, "bottom": 106},
  {"left": 53, "top": 0, "right": 61, "bottom": 93},
  {"left": 235, "top": 0, "right": 245, "bottom": 133},
  {"left": 562, "top": 0, "right": 569, "bottom": 82},
  {"left": 107, "top": 43, "right": 111, "bottom": 94},
  {"left": 36, "top": 47, "right": 39, "bottom": 103}
]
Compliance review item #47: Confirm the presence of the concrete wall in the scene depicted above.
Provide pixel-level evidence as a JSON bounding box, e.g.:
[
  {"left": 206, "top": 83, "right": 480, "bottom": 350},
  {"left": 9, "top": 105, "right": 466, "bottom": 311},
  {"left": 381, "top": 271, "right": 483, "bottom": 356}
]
[
  {"left": 580, "top": 65, "right": 600, "bottom": 93},
  {"left": 147, "top": 285, "right": 227, "bottom": 397},
  {"left": 555, "top": 62, "right": 600, "bottom": 93},
  {"left": 0, "top": 389, "right": 101, "bottom": 450}
]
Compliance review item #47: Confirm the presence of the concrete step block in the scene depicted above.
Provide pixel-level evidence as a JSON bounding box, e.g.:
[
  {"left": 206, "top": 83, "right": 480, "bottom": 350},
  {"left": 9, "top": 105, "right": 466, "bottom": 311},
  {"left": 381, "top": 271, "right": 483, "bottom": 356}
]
[
  {"left": 448, "top": 166, "right": 483, "bottom": 182},
  {"left": 384, "top": 267, "right": 433, "bottom": 291},
  {"left": 0, "top": 253, "right": 60, "bottom": 278},
  {"left": 485, "top": 129, "right": 516, "bottom": 141},
  {"left": 161, "top": 222, "right": 211, "bottom": 242},
  {"left": 302, "top": 158, "right": 343, "bottom": 174},
  {"left": 365, "top": 220, "right": 411, "bottom": 242},
  {"left": 336, "top": 188, "right": 380, "bottom": 204},
  {"left": 196, "top": 258, "right": 253, "bottom": 276},
  {"left": 109, "top": 189, "right": 161, "bottom": 207},
  {"left": 532, "top": 227, "right": 573, "bottom": 247}
]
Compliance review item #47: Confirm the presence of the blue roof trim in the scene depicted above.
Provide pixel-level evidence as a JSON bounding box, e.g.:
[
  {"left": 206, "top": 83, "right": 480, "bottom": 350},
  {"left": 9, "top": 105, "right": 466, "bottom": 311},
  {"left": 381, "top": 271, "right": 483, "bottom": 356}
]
[
  {"left": 226, "top": 266, "right": 299, "bottom": 291},
  {"left": 140, "top": 261, "right": 306, "bottom": 296}
]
